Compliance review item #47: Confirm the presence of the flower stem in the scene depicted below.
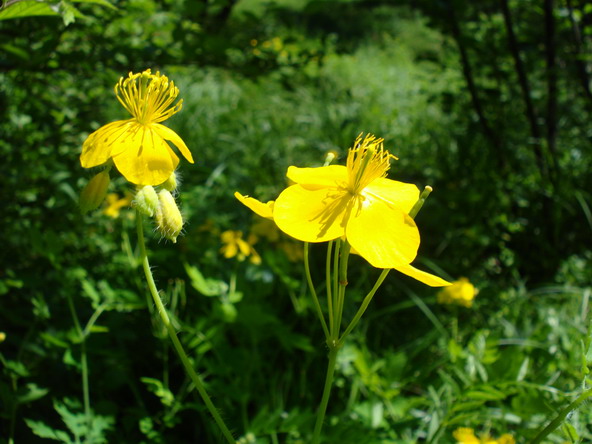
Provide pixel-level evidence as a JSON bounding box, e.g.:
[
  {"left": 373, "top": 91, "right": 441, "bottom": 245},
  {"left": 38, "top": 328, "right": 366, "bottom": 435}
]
[
  {"left": 339, "top": 268, "right": 390, "bottom": 346},
  {"left": 311, "top": 345, "right": 339, "bottom": 444},
  {"left": 65, "top": 291, "right": 92, "bottom": 436},
  {"left": 528, "top": 387, "right": 592, "bottom": 444},
  {"left": 136, "top": 212, "right": 235, "bottom": 444},
  {"left": 304, "top": 242, "right": 330, "bottom": 341}
]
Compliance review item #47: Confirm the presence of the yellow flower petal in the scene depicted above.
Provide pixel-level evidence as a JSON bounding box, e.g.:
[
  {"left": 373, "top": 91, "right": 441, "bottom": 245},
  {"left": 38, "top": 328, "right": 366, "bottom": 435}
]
[
  {"left": 498, "top": 434, "right": 515, "bottom": 444},
  {"left": 80, "top": 120, "right": 131, "bottom": 168},
  {"left": 286, "top": 165, "right": 348, "bottom": 189},
  {"left": 112, "top": 124, "right": 179, "bottom": 185},
  {"left": 346, "top": 196, "right": 419, "bottom": 268},
  {"left": 393, "top": 263, "right": 451, "bottom": 287},
  {"left": 453, "top": 428, "right": 480, "bottom": 444},
  {"left": 153, "top": 123, "right": 194, "bottom": 163},
  {"left": 362, "top": 177, "right": 420, "bottom": 213},
  {"left": 274, "top": 185, "right": 350, "bottom": 242},
  {"left": 234, "top": 192, "right": 274, "bottom": 219}
]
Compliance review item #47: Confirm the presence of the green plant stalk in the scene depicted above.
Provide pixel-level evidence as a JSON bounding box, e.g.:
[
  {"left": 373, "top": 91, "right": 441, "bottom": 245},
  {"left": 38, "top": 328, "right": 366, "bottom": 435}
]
[
  {"left": 311, "top": 345, "right": 339, "bottom": 444},
  {"left": 65, "top": 291, "right": 92, "bottom": 436},
  {"left": 304, "top": 242, "right": 330, "bottom": 341},
  {"left": 339, "top": 268, "right": 390, "bottom": 346},
  {"left": 136, "top": 212, "right": 235, "bottom": 444},
  {"left": 326, "top": 241, "right": 334, "bottom": 334},
  {"left": 528, "top": 387, "right": 592, "bottom": 444}
]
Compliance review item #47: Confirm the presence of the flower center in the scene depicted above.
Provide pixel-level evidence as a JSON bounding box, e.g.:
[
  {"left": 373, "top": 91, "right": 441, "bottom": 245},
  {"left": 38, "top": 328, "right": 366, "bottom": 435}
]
[
  {"left": 346, "top": 134, "right": 397, "bottom": 195},
  {"left": 115, "top": 69, "right": 183, "bottom": 125}
]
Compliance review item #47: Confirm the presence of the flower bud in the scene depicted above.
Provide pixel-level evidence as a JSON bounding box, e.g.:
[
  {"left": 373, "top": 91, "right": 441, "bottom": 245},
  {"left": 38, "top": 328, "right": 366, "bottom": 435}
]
[
  {"left": 133, "top": 185, "right": 159, "bottom": 217},
  {"left": 79, "top": 170, "right": 110, "bottom": 214},
  {"left": 155, "top": 190, "right": 183, "bottom": 243},
  {"left": 162, "top": 171, "right": 178, "bottom": 192}
]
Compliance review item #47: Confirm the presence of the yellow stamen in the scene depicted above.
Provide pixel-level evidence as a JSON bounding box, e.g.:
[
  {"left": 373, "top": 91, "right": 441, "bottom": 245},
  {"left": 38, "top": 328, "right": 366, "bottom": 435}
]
[
  {"left": 114, "top": 69, "right": 183, "bottom": 125},
  {"left": 346, "top": 133, "right": 397, "bottom": 194}
]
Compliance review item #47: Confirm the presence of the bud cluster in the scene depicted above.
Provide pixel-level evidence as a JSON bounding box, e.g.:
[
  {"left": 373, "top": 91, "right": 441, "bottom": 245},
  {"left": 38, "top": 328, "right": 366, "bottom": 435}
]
[{"left": 134, "top": 171, "right": 184, "bottom": 243}]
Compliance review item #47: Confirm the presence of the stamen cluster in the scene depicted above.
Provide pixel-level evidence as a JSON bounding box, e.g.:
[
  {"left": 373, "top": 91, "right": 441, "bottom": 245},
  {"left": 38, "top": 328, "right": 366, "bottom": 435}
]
[{"left": 115, "top": 70, "right": 183, "bottom": 125}]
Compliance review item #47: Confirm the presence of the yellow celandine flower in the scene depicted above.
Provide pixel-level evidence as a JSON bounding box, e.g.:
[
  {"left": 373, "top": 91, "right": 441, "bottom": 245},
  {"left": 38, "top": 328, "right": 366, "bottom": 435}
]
[
  {"left": 220, "top": 230, "right": 261, "bottom": 265},
  {"left": 103, "top": 193, "right": 132, "bottom": 218},
  {"left": 437, "top": 277, "right": 478, "bottom": 307},
  {"left": 453, "top": 427, "right": 515, "bottom": 444},
  {"left": 235, "top": 134, "right": 449, "bottom": 287},
  {"left": 80, "top": 69, "right": 194, "bottom": 186}
]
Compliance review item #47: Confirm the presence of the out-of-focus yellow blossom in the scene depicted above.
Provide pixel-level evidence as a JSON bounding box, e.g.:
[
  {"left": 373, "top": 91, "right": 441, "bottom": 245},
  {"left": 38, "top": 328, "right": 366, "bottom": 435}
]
[
  {"left": 278, "top": 241, "right": 303, "bottom": 262},
  {"left": 250, "top": 218, "right": 280, "bottom": 242},
  {"left": 453, "top": 427, "right": 514, "bottom": 444},
  {"left": 80, "top": 69, "right": 194, "bottom": 186},
  {"left": 103, "top": 193, "right": 132, "bottom": 218},
  {"left": 220, "top": 230, "right": 261, "bottom": 265},
  {"left": 498, "top": 435, "right": 515, "bottom": 444},
  {"left": 437, "top": 277, "right": 478, "bottom": 308},
  {"left": 0, "top": 332, "right": 6, "bottom": 343},
  {"left": 236, "top": 134, "right": 450, "bottom": 287}
]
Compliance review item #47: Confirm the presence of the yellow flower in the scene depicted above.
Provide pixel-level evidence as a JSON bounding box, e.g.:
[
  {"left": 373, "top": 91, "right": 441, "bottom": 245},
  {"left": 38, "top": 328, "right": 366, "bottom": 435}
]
[
  {"left": 453, "top": 428, "right": 481, "bottom": 444},
  {"left": 437, "top": 277, "right": 477, "bottom": 307},
  {"left": 220, "top": 230, "right": 261, "bottom": 265},
  {"left": 236, "top": 134, "right": 449, "bottom": 287},
  {"left": 498, "top": 435, "right": 515, "bottom": 444},
  {"left": 103, "top": 193, "right": 132, "bottom": 218},
  {"left": 80, "top": 69, "right": 194, "bottom": 186},
  {"left": 452, "top": 427, "right": 514, "bottom": 444}
]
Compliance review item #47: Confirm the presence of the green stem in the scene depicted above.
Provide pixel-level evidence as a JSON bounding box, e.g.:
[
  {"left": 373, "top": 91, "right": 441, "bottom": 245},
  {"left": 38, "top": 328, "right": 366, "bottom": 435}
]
[
  {"left": 331, "top": 240, "right": 341, "bottom": 338},
  {"left": 326, "top": 241, "right": 334, "bottom": 334},
  {"left": 339, "top": 269, "right": 390, "bottom": 346},
  {"left": 528, "top": 387, "right": 592, "bottom": 444},
  {"left": 65, "top": 292, "right": 92, "bottom": 437},
  {"left": 333, "top": 243, "right": 351, "bottom": 339},
  {"left": 304, "top": 242, "right": 330, "bottom": 341},
  {"left": 136, "top": 212, "right": 235, "bottom": 444},
  {"left": 311, "top": 345, "right": 339, "bottom": 444}
]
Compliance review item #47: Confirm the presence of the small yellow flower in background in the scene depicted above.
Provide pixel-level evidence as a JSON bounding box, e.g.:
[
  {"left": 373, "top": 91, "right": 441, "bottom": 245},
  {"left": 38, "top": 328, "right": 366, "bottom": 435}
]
[
  {"left": 453, "top": 428, "right": 481, "bottom": 444},
  {"left": 220, "top": 230, "right": 261, "bottom": 265},
  {"left": 250, "top": 218, "right": 280, "bottom": 243},
  {"left": 80, "top": 69, "right": 194, "bottom": 186},
  {"left": 236, "top": 134, "right": 450, "bottom": 287},
  {"left": 498, "top": 435, "right": 515, "bottom": 444},
  {"left": 0, "top": 332, "right": 6, "bottom": 343},
  {"left": 103, "top": 193, "right": 132, "bottom": 218},
  {"left": 437, "top": 277, "right": 478, "bottom": 308},
  {"left": 453, "top": 427, "right": 514, "bottom": 444}
]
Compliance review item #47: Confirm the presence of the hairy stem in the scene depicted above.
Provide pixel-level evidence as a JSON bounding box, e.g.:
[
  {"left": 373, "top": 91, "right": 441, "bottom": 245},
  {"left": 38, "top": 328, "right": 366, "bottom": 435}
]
[{"left": 136, "top": 212, "right": 235, "bottom": 444}]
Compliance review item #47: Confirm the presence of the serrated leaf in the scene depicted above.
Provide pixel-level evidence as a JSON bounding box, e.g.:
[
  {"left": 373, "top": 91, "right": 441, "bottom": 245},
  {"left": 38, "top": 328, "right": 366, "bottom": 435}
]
[
  {"left": 184, "top": 263, "right": 228, "bottom": 297},
  {"left": 0, "top": 0, "right": 60, "bottom": 21},
  {"left": 140, "top": 377, "right": 174, "bottom": 407},
  {"left": 70, "top": 0, "right": 115, "bottom": 9},
  {"left": 24, "top": 419, "right": 72, "bottom": 442},
  {"left": 17, "top": 383, "right": 49, "bottom": 404}
]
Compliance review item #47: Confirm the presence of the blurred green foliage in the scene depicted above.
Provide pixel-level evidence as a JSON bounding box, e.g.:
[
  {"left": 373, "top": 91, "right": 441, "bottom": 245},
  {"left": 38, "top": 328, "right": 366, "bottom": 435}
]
[{"left": 1, "top": 0, "right": 592, "bottom": 442}]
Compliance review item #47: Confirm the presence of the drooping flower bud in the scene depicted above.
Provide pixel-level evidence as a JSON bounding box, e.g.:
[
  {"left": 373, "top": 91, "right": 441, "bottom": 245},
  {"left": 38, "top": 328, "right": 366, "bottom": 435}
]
[
  {"left": 162, "top": 171, "right": 178, "bottom": 192},
  {"left": 79, "top": 170, "right": 110, "bottom": 214},
  {"left": 155, "top": 190, "right": 183, "bottom": 243},
  {"left": 133, "top": 185, "right": 159, "bottom": 217}
]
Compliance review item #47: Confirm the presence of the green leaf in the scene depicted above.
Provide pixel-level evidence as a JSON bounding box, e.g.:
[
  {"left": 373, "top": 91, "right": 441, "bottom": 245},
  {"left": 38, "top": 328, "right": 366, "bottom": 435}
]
[
  {"left": 24, "top": 419, "right": 72, "bottom": 442},
  {"left": 70, "top": 0, "right": 115, "bottom": 9},
  {"left": 0, "top": 1, "right": 60, "bottom": 21},
  {"left": 18, "top": 383, "right": 49, "bottom": 404},
  {"left": 184, "top": 263, "right": 228, "bottom": 297},
  {"left": 140, "top": 377, "right": 174, "bottom": 407}
]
